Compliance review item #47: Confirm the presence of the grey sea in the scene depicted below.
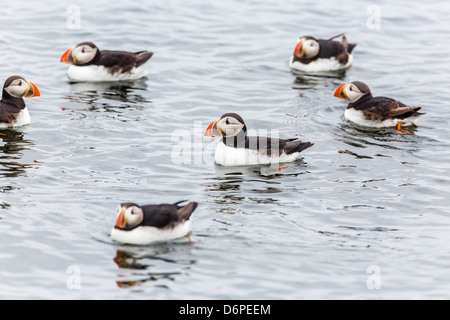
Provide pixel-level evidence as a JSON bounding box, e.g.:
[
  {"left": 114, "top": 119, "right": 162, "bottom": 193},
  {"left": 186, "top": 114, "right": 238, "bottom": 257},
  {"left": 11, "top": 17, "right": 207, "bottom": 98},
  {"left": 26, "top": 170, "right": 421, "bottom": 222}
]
[{"left": 0, "top": 0, "right": 450, "bottom": 299}]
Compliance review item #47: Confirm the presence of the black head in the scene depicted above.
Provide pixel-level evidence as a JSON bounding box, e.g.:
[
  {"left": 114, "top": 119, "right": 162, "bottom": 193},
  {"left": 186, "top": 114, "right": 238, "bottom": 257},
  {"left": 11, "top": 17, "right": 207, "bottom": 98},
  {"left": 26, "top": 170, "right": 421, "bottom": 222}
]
[{"left": 351, "top": 81, "right": 371, "bottom": 95}]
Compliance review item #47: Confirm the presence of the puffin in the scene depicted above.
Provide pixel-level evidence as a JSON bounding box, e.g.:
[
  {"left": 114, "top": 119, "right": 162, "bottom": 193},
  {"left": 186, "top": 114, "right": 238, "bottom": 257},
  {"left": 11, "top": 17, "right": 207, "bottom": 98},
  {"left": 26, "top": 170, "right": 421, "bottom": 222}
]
[
  {"left": 204, "top": 113, "right": 313, "bottom": 166},
  {"left": 60, "top": 42, "right": 153, "bottom": 82},
  {"left": 0, "top": 76, "right": 40, "bottom": 129},
  {"left": 334, "top": 81, "right": 423, "bottom": 132},
  {"left": 110, "top": 201, "right": 198, "bottom": 245},
  {"left": 289, "top": 34, "right": 356, "bottom": 73}
]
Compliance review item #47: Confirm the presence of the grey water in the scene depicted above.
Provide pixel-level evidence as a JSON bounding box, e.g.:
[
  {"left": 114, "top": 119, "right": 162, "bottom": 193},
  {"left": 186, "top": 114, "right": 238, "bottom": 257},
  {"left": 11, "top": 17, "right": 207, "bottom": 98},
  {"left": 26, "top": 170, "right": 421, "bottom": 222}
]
[{"left": 0, "top": 0, "right": 450, "bottom": 299}]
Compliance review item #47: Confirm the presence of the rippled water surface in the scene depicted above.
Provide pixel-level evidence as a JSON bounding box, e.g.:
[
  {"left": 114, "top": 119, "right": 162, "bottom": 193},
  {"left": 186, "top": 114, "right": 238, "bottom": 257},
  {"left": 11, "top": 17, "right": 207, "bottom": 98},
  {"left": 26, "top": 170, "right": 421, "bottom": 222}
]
[{"left": 1, "top": 0, "right": 450, "bottom": 299}]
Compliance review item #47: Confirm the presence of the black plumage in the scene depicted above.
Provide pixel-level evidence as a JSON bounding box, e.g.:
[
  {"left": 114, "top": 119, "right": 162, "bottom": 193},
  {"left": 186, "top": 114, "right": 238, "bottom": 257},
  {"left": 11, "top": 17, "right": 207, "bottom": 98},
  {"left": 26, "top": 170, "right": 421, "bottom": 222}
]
[
  {"left": 0, "top": 76, "right": 30, "bottom": 126},
  {"left": 117, "top": 201, "right": 197, "bottom": 231},
  {"left": 293, "top": 34, "right": 356, "bottom": 65},
  {"left": 348, "top": 81, "right": 423, "bottom": 122},
  {"left": 64, "top": 42, "right": 153, "bottom": 74},
  {"left": 0, "top": 99, "right": 23, "bottom": 125},
  {"left": 219, "top": 113, "right": 314, "bottom": 156}
]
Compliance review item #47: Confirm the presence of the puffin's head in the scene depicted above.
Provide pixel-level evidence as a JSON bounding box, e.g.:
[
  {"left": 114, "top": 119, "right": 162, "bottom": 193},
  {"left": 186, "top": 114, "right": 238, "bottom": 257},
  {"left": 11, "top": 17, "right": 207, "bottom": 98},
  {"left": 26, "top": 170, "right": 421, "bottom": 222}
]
[
  {"left": 60, "top": 42, "right": 99, "bottom": 65},
  {"left": 294, "top": 36, "right": 320, "bottom": 59},
  {"left": 3, "top": 76, "right": 40, "bottom": 98},
  {"left": 204, "top": 113, "right": 246, "bottom": 138},
  {"left": 334, "top": 81, "right": 371, "bottom": 103},
  {"left": 115, "top": 203, "right": 144, "bottom": 231}
]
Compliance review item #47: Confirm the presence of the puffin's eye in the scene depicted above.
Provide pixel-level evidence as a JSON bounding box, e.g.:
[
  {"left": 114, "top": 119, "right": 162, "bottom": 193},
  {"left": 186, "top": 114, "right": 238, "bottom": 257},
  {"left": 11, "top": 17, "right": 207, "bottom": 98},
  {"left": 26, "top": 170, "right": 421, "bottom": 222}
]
[
  {"left": 18, "top": 81, "right": 22, "bottom": 86},
  {"left": 349, "top": 86, "right": 353, "bottom": 91},
  {"left": 226, "top": 119, "right": 230, "bottom": 125},
  {"left": 81, "top": 48, "right": 85, "bottom": 53}
]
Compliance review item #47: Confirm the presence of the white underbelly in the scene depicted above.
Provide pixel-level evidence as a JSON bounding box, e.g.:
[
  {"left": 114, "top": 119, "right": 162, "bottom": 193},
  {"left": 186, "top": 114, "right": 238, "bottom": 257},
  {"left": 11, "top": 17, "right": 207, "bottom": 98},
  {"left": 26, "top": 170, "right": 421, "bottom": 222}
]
[
  {"left": 0, "top": 107, "right": 31, "bottom": 129},
  {"left": 214, "top": 142, "right": 300, "bottom": 166},
  {"left": 110, "top": 219, "right": 192, "bottom": 245},
  {"left": 289, "top": 54, "right": 352, "bottom": 73},
  {"left": 67, "top": 61, "right": 150, "bottom": 82},
  {"left": 344, "top": 108, "right": 420, "bottom": 128}
]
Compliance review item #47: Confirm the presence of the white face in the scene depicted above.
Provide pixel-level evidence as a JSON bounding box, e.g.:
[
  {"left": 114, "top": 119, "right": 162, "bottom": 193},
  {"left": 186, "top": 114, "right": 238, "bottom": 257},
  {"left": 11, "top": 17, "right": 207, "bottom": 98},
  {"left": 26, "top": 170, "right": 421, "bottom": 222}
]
[
  {"left": 117, "top": 205, "right": 144, "bottom": 229},
  {"left": 298, "top": 38, "right": 320, "bottom": 58},
  {"left": 344, "top": 83, "right": 366, "bottom": 103},
  {"left": 71, "top": 44, "right": 98, "bottom": 64},
  {"left": 217, "top": 116, "right": 245, "bottom": 137},
  {"left": 4, "top": 78, "right": 29, "bottom": 98}
]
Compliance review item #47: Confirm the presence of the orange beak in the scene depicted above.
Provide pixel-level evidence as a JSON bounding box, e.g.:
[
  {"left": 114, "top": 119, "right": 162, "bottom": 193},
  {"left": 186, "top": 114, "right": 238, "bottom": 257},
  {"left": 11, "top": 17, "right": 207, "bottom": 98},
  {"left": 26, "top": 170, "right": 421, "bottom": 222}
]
[
  {"left": 204, "top": 120, "right": 216, "bottom": 137},
  {"left": 294, "top": 39, "right": 304, "bottom": 58},
  {"left": 204, "top": 119, "right": 222, "bottom": 137},
  {"left": 60, "top": 48, "right": 72, "bottom": 64},
  {"left": 24, "top": 81, "right": 40, "bottom": 98},
  {"left": 115, "top": 207, "right": 126, "bottom": 229},
  {"left": 334, "top": 84, "right": 348, "bottom": 100}
]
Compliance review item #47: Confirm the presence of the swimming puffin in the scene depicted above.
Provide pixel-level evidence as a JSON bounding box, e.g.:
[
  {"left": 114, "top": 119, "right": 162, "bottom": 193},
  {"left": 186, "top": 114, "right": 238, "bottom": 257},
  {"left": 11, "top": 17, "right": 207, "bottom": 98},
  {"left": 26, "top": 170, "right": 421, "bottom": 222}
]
[
  {"left": 60, "top": 42, "right": 153, "bottom": 82},
  {"left": 111, "top": 201, "right": 197, "bottom": 245},
  {"left": 334, "top": 81, "right": 423, "bottom": 132},
  {"left": 0, "top": 76, "right": 40, "bottom": 129},
  {"left": 204, "top": 113, "right": 313, "bottom": 166},
  {"left": 289, "top": 34, "right": 356, "bottom": 73}
]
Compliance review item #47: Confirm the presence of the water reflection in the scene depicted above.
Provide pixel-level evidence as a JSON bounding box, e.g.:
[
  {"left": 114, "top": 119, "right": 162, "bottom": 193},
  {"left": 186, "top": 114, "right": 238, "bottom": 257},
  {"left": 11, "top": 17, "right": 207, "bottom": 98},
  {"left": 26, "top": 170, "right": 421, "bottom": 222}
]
[
  {"left": 112, "top": 242, "right": 195, "bottom": 288},
  {"left": 334, "top": 122, "right": 421, "bottom": 158},
  {"left": 0, "top": 129, "right": 36, "bottom": 178},
  {"left": 214, "top": 160, "right": 308, "bottom": 178},
  {"left": 64, "top": 78, "right": 149, "bottom": 111},
  {"left": 62, "top": 79, "right": 151, "bottom": 123},
  {"left": 291, "top": 70, "right": 347, "bottom": 91},
  {"left": 204, "top": 161, "right": 309, "bottom": 210},
  {"left": 68, "top": 78, "right": 148, "bottom": 102}
]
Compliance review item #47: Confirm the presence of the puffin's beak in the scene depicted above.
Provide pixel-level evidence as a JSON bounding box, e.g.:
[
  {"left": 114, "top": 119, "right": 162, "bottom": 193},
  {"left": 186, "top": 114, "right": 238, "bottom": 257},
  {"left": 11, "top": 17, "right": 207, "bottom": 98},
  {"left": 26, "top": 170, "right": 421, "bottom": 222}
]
[
  {"left": 294, "top": 39, "right": 305, "bottom": 58},
  {"left": 204, "top": 119, "right": 222, "bottom": 137},
  {"left": 60, "top": 48, "right": 73, "bottom": 64},
  {"left": 115, "top": 207, "right": 127, "bottom": 229},
  {"left": 24, "top": 81, "right": 40, "bottom": 98},
  {"left": 334, "top": 84, "right": 348, "bottom": 100}
]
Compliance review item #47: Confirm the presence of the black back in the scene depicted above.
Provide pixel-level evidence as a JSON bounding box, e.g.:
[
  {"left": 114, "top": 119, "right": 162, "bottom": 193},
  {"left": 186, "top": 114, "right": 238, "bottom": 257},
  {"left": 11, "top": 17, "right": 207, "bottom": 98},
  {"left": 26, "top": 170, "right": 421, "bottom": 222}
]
[
  {"left": 91, "top": 50, "right": 153, "bottom": 73},
  {"left": 293, "top": 35, "right": 356, "bottom": 65},
  {"left": 140, "top": 201, "right": 197, "bottom": 229}
]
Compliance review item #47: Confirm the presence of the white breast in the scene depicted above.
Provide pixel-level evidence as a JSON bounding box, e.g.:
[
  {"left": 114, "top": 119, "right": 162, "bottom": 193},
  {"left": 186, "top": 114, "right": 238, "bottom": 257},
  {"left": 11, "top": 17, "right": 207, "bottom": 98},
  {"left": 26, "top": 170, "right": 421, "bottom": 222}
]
[
  {"left": 344, "top": 108, "right": 420, "bottom": 128},
  {"left": 214, "top": 141, "right": 302, "bottom": 166},
  {"left": 110, "top": 219, "right": 192, "bottom": 245},
  {"left": 67, "top": 61, "right": 151, "bottom": 82},
  {"left": 289, "top": 54, "right": 353, "bottom": 73},
  {"left": 0, "top": 107, "right": 31, "bottom": 129}
]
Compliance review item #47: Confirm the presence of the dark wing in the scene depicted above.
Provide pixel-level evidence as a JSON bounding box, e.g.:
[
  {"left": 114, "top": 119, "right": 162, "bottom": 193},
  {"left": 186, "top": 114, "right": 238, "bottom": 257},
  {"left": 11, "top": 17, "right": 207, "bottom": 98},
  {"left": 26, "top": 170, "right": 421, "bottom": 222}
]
[
  {"left": 245, "top": 136, "right": 313, "bottom": 156},
  {"left": 0, "top": 101, "right": 20, "bottom": 125},
  {"left": 97, "top": 50, "right": 153, "bottom": 73},
  {"left": 134, "top": 51, "right": 153, "bottom": 67},
  {"left": 140, "top": 202, "right": 197, "bottom": 229},
  {"left": 356, "top": 96, "right": 422, "bottom": 120},
  {"left": 283, "top": 140, "right": 314, "bottom": 155},
  {"left": 339, "top": 34, "right": 356, "bottom": 54},
  {"left": 140, "top": 205, "right": 180, "bottom": 228},
  {"left": 174, "top": 201, "right": 198, "bottom": 222},
  {"left": 245, "top": 136, "right": 284, "bottom": 156},
  {"left": 317, "top": 40, "right": 344, "bottom": 58},
  {"left": 317, "top": 39, "right": 349, "bottom": 64},
  {"left": 347, "top": 42, "right": 357, "bottom": 54}
]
